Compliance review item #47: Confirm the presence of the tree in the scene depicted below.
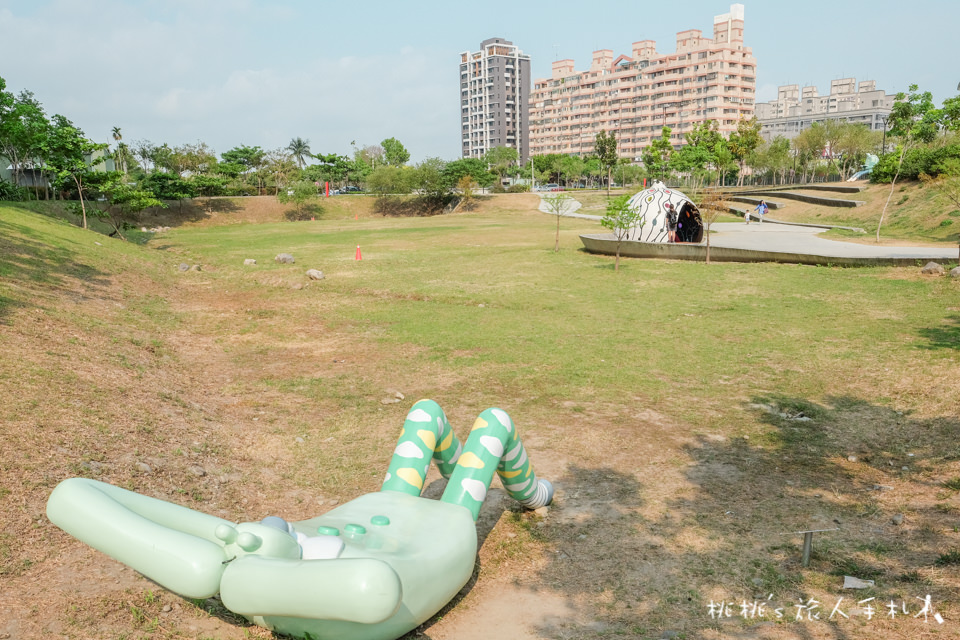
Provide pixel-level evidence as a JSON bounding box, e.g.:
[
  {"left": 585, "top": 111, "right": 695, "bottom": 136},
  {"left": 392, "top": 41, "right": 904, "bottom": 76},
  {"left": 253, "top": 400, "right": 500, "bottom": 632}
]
[
  {"left": 594, "top": 130, "right": 619, "bottom": 196},
  {"left": 642, "top": 127, "right": 673, "bottom": 182},
  {"left": 600, "top": 194, "right": 641, "bottom": 271},
  {"left": 286, "top": 137, "right": 312, "bottom": 170},
  {"left": 221, "top": 145, "right": 267, "bottom": 193},
  {"left": 142, "top": 172, "right": 195, "bottom": 210},
  {"left": 556, "top": 154, "right": 586, "bottom": 188},
  {"left": 381, "top": 137, "right": 410, "bottom": 166},
  {"left": 541, "top": 192, "right": 574, "bottom": 252},
  {"left": 713, "top": 139, "right": 737, "bottom": 186},
  {"left": 94, "top": 174, "right": 165, "bottom": 239},
  {"left": 484, "top": 145, "right": 519, "bottom": 184},
  {"left": 41, "top": 114, "right": 107, "bottom": 229},
  {"left": 457, "top": 175, "right": 477, "bottom": 210},
  {"left": 131, "top": 139, "right": 155, "bottom": 172},
  {"left": 110, "top": 126, "right": 128, "bottom": 175},
  {"left": 442, "top": 157, "right": 493, "bottom": 190},
  {"left": 277, "top": 180, "right": 320, "bottom": 220},
  {"left": 0, "top": 88, "right": 50, "bottom": 198},
  {"left": 877, "top": 84, "right": 942, "bottom": 242},
  {"left": 728, "top": 117, "right": 763, "bottom": 186},
  {"left": 792, "top": 124, "right": 826, "bottom": 183},
  {"left": 266, "top": 148, "right": 297, "bottom": 195},
  {"left": 919, "top": 170, "right": 960, "bottom": 263},
  {"left": 695, "top": 188, "right": 729, "bottom": 264},
  {"left": 669, "top": 143, "right": 713, "bottom": 189},
  {"left": 366, "top": 165, "right": 414, "bottom": 197},
  {"left": 414, "top": 157, "right": 448, "bottom": 202}
]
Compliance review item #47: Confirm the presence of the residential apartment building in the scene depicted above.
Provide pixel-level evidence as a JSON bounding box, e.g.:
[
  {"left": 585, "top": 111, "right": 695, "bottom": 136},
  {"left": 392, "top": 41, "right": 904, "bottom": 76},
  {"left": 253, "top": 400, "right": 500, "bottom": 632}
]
[
  {"left": 755, "top": 79, "right": 896, "bottom": 141},
  {"left": 459, "top": 38, "right": 531, "bottom": 164},
  {"left": 529, "top": 4, "right": 756, "bottom": 162}
]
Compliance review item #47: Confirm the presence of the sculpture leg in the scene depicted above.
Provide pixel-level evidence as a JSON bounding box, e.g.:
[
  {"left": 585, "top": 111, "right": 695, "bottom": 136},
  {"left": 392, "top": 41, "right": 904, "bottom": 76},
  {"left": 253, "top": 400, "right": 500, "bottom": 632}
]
[
  {"left": 381, "top": 399, "right": 462, "bottom": 496},
  {"left": 440, "top": 407, "right": 553, "bottom": 520}
]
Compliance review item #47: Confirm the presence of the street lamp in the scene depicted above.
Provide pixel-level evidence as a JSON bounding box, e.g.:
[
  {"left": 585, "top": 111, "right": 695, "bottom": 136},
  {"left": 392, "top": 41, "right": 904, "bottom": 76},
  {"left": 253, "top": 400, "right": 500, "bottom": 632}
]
[{"left": 880, "top": 115, "right": 888, "bottom": 155}]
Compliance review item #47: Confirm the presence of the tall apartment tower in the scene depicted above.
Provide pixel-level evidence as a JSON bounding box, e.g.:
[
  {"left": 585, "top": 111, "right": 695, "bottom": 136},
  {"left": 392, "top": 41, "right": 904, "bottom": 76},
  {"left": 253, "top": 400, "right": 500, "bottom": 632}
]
[
  {"left": 459, "top": 38, "right": 531, "bottom": 164},
  {"left": 529, "top": 4, "right": 756, "bottom": 161}
]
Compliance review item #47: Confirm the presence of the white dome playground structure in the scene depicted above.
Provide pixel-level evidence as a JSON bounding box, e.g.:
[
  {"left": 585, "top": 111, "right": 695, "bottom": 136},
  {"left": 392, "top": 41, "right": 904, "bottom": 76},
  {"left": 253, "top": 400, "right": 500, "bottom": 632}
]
[{"left": 624, "top": 181, "right": 704, "bottom": 244}]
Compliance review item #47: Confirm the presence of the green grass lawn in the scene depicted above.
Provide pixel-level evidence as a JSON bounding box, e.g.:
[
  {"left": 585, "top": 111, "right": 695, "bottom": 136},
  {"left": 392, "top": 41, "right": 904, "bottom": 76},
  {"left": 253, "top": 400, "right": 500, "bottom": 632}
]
[{"left": 3, "top": 202, "right": 959, "bottom": 639}]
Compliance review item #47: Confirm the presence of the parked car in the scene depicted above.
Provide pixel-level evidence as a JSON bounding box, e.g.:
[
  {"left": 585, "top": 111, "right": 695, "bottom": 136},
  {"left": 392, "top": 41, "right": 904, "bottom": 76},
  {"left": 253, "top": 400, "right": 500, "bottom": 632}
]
[
  {"left": 537, "top": 183, "right": 562, "bottom": 192},
  {"left": 341, "top": 185, "right": 363, "bottom": 193}
]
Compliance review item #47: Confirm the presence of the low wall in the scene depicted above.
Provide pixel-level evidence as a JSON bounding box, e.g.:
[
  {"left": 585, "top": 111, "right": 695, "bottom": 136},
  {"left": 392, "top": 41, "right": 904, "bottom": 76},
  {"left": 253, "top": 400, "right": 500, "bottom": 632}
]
[
  {"left": 741, "top": 191, "right": 864, "bottom": 207},
  {"left": 579, "top": 234, "right": 932, "bottom": 267}
]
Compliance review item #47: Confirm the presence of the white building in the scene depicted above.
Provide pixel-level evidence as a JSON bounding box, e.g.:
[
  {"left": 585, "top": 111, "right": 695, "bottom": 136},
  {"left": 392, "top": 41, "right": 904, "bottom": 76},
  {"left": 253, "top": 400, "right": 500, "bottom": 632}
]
[{"left": 755, "top": 79, "right": 896, "bottom": 141}]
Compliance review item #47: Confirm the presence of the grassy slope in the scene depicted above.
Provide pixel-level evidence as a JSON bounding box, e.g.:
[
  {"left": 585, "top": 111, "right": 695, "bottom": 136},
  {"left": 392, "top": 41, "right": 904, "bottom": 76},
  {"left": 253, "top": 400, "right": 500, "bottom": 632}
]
[
  {"left": 2, "top": 200, "right": 959, "bottom": 639},
  {"left": 756, "top": 181, "right": 960, "bottom": 244}
]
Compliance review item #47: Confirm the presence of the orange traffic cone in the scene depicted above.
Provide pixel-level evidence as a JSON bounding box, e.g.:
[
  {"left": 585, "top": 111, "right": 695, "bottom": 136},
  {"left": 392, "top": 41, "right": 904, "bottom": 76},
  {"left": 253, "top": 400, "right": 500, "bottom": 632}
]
[{"left": 355, "top": 245, "right": 362, "bottom": 261}]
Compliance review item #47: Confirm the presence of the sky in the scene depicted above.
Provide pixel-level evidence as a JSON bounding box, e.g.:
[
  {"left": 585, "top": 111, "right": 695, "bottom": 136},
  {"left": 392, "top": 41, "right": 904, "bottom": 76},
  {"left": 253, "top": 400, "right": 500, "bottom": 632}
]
[{"left": 1, "top": 0, "right": 958, "bottom": 163}]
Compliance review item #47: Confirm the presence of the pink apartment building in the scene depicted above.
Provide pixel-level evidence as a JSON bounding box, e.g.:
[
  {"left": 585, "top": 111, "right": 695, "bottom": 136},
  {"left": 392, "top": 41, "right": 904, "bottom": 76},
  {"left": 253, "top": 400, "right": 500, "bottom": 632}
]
[{"left": 529, "top": 4, "right": 757, "bottom": 162}]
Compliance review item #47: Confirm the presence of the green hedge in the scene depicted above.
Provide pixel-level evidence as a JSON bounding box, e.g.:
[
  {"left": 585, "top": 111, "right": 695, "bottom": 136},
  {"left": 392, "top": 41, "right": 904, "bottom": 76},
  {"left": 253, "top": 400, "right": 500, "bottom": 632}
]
[{"left": 871, "top": 144, "right": 960, "bottom": 183}]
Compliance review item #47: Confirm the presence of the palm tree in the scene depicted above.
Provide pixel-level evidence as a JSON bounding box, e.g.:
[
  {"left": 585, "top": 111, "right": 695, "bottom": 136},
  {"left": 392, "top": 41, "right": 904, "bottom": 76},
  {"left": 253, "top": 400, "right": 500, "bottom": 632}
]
[
  {"left": 111, "top": 126, "right": 126, "bottom": 174},
  {"left": 286, "top": 137, "right": 311, "bottom": 170}
]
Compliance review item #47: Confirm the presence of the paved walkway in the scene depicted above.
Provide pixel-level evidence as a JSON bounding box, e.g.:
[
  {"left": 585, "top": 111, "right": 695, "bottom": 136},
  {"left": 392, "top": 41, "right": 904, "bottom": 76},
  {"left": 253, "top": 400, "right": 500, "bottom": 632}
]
[
  {"left": 537, "top": 193, "right": 582, "bottom": 216},
  {"left": 550, "top": 196, "right": 958, "bottom": 264},
  {"left": 707, "top": 222, "right": 957, "bottom": 261}
]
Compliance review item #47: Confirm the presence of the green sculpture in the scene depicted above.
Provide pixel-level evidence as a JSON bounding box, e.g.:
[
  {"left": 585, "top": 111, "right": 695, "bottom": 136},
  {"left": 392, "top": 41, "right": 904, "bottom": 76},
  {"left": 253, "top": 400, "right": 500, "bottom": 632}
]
[{"left": 47, "top": 400, "right": 553, "bottom": 640}]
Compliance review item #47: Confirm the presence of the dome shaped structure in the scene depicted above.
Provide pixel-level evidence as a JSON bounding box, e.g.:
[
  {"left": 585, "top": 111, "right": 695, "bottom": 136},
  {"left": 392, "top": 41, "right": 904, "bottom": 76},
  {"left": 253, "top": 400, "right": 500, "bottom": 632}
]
[{"left": 625, "top": 181, "right": 704, "bottom": 244}]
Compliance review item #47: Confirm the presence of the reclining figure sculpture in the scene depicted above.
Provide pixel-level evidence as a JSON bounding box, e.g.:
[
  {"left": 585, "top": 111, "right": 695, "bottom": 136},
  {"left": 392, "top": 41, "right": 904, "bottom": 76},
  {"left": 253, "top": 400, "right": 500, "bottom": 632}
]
[{"left": 47, "top": 400, "right": 553, "bottom": 640}]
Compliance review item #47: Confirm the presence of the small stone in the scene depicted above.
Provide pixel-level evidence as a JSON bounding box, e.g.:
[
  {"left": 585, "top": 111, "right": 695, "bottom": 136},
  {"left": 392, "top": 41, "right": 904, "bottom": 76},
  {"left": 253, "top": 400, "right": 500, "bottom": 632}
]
[
  {"left": 380, "top": 397, "right": 400, "bottom": 405},
  {"left": 847, "top": 455, "right": 858, "bottom": 462},
  {"left": 328, "top": 498, "right": 339, "bottom": 506},
  {"left": 950, "top": 266, "right": 960, "bottom": 278},
  {"left": 661, "top": 632, "right": 680, "bottom": 639},
  {"left": 892, "top": 513, "right": 904, "bottom": 525},
  {"left": 534, "top": 506, "right": 550, "bottom": 516},
  {"left": 136, "top": 462, "right": 152, "bottom": 474},
  {"left": 901, "top": 466, "right": 909, "bottom": 471},
  {"left": 162, "top": 604, "right": 171, "bottom": 613},
  {"left": 81, "top": 461, "right": 103, "bottom": 474},
  {"left": 295, "top": 436, "right": 305, "bottom": 444},
  {"left": 920, "top": 261, "right": 945, "bottom": 275},
  {"left": 305, "top": 269, "right": 325, "bottom": 280},
  {"left": 244, "top": 258, "right": 257, "bottom": 265},
  {"left": 275, "top": 253, "right": 295, "bottom": 264},
  {"left": 178, "top": 263, "right": 190, "bottom": 272},
  {"left": 191, "top": 264, "right": 202, "bottom": 271},
  {"left": 751, "top": 577, "right": 764, "bottom": 587},
  {"left": 394, "top": 391, "right": 405, "bottom": 400},
  {"left": 188, "top": 465, "right": 207, "bottom": 477}
]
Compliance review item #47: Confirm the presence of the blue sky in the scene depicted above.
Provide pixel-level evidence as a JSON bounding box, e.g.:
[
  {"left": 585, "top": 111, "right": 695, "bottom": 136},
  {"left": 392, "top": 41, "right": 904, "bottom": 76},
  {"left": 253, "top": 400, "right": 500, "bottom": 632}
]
[{"left": 1, "top": 0, "right": 957, "bottom": 162}]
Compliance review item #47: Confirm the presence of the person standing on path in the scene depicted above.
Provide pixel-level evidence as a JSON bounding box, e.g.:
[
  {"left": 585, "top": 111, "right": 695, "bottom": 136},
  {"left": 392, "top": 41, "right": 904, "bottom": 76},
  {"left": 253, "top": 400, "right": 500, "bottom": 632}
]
[{"left": 747, "top": 200, "right": 768, "bottom": 224}]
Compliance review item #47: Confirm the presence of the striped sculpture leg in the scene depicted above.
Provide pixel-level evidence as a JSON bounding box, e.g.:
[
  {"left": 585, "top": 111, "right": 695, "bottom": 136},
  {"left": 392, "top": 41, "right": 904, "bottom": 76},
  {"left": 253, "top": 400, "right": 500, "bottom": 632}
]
[
  {"left": 381, "top": 399, "right": 463, "bottom": 497},
  {"left": 440, "top": 407, "right": 553, "bottom": 520}
]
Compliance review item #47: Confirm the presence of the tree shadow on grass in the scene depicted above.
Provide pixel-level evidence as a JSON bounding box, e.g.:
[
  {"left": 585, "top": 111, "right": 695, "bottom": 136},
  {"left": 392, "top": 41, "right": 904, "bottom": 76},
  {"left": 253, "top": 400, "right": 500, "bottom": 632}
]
[
  {"left": 525, "top": 396, "right": 959, "bottom": 639},
  {"left": 917, "top": 314, "right": 960, "bottom": 351},
  {"left": 284, "top": 203, "right": 325, "bottom": 222},
  {"left": 0, "top": 217, "right": 112, "bottom": 321}
]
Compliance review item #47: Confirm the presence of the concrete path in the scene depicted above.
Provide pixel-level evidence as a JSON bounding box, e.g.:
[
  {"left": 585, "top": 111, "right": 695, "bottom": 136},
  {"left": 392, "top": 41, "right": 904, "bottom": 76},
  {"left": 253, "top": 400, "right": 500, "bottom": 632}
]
[
  {"left": 555, "top": 205, "right": 957, "bottom": 264},
  {"left": 538, "top": 193, "right": 582, "bottom": 216},
  {"left": 707, "top": 222, "right": 957, "bottom": 261}
]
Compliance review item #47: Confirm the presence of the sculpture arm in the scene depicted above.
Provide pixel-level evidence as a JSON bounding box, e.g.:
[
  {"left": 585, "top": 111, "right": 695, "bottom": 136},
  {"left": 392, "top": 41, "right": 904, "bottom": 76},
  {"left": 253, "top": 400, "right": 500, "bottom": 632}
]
[{"left": 219, "top": 556, "right": 403, "bottom": 624}]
